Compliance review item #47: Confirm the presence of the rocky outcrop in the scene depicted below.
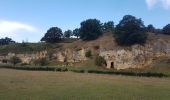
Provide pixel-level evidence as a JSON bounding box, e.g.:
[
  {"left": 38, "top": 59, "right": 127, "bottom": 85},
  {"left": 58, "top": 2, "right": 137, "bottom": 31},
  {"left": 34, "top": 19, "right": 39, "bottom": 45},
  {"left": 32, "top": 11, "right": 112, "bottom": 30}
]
[
  {"left": 100, "top": 39, "right": 170, "bottom": 70},
  {"left": 55, "top": 48, "right": 87, "bottom": 63}
]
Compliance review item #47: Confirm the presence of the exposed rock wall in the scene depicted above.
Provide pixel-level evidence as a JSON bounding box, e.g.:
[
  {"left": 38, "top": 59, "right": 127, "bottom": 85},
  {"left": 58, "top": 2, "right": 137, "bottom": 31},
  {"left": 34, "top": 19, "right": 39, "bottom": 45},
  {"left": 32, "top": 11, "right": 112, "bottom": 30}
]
[{"left": 100, "top": 40, "right": 170, "bottom": 70}]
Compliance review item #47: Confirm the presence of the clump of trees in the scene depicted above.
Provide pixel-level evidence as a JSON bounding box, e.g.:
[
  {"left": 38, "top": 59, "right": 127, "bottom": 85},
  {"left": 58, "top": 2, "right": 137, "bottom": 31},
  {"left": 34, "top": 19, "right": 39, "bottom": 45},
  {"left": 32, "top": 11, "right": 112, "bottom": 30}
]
[
  {"left": 102, "top": 21, "right": 114, "bottom": 33},
  {"left": 79, "top": 19, "right": 103, "bottom": 41},
  {"left": 114, "top": 15, "right": 147, "bottom": 46},
  {"left": 64, "top": 30, "right": 72, "bottom": 38},
  {"left": 73, "top": 28, "right": 80, "bottom": 38},
  {"left": 0, "top": 37, "right": 15, "bottom": 45},
  {"left": 41, "top": 27, "right": 63, "bottom": 43},
  {"left": 162, "top": 24, "right": 170, "bottom": 35},
  {"left": 40, "top": 15, "right": 170, "bottom": 46}
]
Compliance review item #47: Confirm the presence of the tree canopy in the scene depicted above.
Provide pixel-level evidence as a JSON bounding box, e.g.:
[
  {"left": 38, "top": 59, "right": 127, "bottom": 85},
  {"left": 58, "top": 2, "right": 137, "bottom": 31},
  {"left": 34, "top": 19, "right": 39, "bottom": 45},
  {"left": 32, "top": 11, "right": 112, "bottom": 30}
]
[
  {"left": 146, "top": 24, "right": 155, "bottom": 33},
  {"left": 64, "top": 30, "right": 72, "bottom": 38},
  {"left": 114, "top": 15, "right": 147, "bottom": 46},
  {"left": 0, "top": 37, "right": 15, "bottom": 45},
  {"left": 162, "top": 24, "right": 170, "bottom": 35},
  {"left": 80, "top": 19, "right": 102, "bottom": 41},
  {"left": 102, "top": 21, "right": 114, "bottom": 33},
  {"left": 41, "top": 27, "right": 63, "bottom": 43},
  {"left": 73, "top": 28, "right": 80, "bottom": 38}
]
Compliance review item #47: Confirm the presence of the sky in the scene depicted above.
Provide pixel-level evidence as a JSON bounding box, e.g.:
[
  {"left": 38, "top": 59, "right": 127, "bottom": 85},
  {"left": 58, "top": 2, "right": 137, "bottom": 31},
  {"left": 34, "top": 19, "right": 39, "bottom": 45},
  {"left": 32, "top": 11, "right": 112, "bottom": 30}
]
[{"left": 0, "top": 0, "right": 170, "bottom": 42}]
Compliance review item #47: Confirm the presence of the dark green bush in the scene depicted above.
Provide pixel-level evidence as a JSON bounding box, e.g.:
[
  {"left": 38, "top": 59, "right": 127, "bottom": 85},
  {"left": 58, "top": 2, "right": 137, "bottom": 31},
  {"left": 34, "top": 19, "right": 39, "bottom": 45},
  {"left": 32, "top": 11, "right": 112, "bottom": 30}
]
[
  {"left": 10, "top": 56, "right": 22, "bottom": 66},
  {"left": 95, "top": 56, "right": 106, "bottom": 66},
  {"left": 85, "top": 50, "right": 92, "bottom": 58},
  {"left": 33, "top": 58, "right": 49, "bottom": 66}
]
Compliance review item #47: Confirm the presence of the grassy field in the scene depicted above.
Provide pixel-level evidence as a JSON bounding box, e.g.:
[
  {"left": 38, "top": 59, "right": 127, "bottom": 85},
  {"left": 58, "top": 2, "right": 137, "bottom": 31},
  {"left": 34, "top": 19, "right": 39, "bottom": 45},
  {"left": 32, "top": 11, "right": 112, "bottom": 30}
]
[{"left": 0, "top": 69, "right": 170, "bottom": 100}]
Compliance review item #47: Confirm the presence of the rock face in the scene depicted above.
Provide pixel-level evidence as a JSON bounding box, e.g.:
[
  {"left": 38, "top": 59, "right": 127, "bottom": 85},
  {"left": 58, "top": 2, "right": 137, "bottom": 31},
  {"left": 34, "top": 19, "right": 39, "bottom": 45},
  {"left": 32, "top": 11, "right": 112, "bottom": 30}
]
[
  {"left": 100, "top": 39, "right": 170, "bottom": 70},
  {"left": 0, "top": 51, "right": 47, "bottom": 64},
  {"left": 56, "top": 48, "right": 87, "bottom": 63}
]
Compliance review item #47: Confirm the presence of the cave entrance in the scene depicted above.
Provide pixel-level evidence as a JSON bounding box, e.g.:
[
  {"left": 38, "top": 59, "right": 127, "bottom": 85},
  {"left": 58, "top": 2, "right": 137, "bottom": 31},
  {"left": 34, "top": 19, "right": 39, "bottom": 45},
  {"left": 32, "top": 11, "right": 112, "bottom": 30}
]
[{"left": 110, "top": 62, "right": 114, "bottom": 68}]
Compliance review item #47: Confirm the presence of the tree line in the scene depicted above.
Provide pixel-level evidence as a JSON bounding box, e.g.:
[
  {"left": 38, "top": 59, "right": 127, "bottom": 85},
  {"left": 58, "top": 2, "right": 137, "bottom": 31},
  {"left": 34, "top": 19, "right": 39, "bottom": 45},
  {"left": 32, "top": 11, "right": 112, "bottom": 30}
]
[
  {"left": 1, "top": 15, "right": 170, "bottom": 46},
  {"left": 41, "top": 15, "right": 170, "bottom": 46}
]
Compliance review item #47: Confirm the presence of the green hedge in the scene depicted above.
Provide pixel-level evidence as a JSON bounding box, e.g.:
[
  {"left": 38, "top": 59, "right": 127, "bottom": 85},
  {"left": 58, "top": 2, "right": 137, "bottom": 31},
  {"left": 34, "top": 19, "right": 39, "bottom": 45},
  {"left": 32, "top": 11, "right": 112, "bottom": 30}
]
[{"left": 0, "top": 65, "right": 168, "bottom": 78}]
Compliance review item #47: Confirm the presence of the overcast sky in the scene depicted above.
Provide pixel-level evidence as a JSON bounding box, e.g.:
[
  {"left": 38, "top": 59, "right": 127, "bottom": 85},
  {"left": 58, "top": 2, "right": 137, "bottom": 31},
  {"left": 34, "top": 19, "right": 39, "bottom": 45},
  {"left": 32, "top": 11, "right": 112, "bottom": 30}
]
[{"left": 0, "top": 0, "right": 170, "bottom": 42}]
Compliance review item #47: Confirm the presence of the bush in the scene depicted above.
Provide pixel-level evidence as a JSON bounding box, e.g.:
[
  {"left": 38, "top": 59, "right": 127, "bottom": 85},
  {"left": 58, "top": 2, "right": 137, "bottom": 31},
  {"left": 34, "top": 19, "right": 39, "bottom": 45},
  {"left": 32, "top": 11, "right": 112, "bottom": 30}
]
[
  {"left": 85, "top": 50, "right": 92, "bottom": 58},
  {"left": 114, "top": 15, "right": 147, "bottom": 46},
  {"left": 95, "top": 56, "right": 106, "bottom": 66},
  {"left": 33, "top": 58, "right": 49, "bottom": 66},
  {"left": 10, "top": 56, "right": 22, "bottom": 66}
]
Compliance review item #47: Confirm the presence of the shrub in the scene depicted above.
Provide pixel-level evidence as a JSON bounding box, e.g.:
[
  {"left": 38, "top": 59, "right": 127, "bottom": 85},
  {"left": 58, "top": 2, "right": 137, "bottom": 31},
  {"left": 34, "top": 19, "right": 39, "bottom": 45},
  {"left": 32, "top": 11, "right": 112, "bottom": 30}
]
[
  {"left": 10, "top": 56, "right": 22, "bottom": 66},
  {"left": 85, "top": 50, "right": 92, "bottom": 58},
  {"left": 95, "top": 56, "right": 106, "bottom": 66},
  {"left": 33, "top": 58, "right": 49, "bottom": 66},
  {"left": 93, "top": 45, "right": 100, "bottom": 50}
]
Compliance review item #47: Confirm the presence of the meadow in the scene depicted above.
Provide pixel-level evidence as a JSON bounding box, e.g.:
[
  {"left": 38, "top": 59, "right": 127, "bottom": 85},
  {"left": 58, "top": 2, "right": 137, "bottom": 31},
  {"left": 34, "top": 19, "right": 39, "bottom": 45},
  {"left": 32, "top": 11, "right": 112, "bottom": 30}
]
[{"left": 0, "top": 68, "right": 170, "bottom": 100}]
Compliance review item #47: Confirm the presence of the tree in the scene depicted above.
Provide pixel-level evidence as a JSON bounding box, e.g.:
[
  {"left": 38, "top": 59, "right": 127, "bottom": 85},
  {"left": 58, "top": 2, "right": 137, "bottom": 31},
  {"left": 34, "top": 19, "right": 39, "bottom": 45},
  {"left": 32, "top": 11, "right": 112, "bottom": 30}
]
[
  {"left": 80, "top": 19, "right": 102, "bottom": 41},
  {"left": 146, "top": 24, "right": 155, "bottom": 33},
  {"left": 162, "top": 24, "right": 170, "bottom": 35},
  {"left": 73, "top": 28, "right": 80, "bottom": 38},
  {"left": 41, "top": 27, "right": 63, "bottom": 43},
  {"left": 114, "top": 15, "right": 147, "bottom": 46},
  {"left": 10, "top": 56, "right": 22, "bottom": 66},
  {"left": 0, "top": 37, "right": 15, "bottom": 45},
  {"left": 102, "top": 21, "right": 114, "bottom": 33},
  {"left": 64, "top": 30, "right": 72, "bottom": 38}
]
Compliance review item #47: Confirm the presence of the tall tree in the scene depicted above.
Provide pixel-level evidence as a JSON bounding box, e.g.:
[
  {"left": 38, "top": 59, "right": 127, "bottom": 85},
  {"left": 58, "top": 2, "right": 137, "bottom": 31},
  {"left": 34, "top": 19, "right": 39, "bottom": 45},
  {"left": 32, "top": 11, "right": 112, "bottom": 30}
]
[
  {"left": 73, "top": 28, "right": 80, "bottom": 38},
  {"left": 146, "top": 24, "right": 155, "bottom": 33},
  {"left": 162, "top": 24, "right": 170, "bottom": 35},
  {"left": 114, "top": 15, "right": 147, "bottom": 46},
  {"left": 41, "top": 27, "right": 63, "bottom": 43},
  {"left": 80, "top": 19, "right": 102, "bottom": 41},
  {"left": 102, "top": 21, "right": 114, "bottom": 33},
  {"left": 64, "top": 30, "right": 72, "bottom": 38}
]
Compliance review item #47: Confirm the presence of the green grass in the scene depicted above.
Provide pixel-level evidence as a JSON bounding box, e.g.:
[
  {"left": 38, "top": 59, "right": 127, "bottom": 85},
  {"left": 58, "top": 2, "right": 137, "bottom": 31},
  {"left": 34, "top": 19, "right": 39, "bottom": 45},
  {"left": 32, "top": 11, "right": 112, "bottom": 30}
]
[
  {"left": 0, "top": 69, "right": 170, "bottom": 100},
  {"left": 145, "top": 58, "right": 170, "bottom": 76}
]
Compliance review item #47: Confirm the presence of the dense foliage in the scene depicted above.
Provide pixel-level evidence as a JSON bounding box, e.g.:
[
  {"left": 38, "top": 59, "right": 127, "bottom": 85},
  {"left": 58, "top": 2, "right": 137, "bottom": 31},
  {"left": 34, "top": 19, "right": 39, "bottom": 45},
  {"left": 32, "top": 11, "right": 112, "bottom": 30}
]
[
  {"left": 102, "top": 21, "right": 114, "bottom": 33},
  {"left": 33, "top": 58, "right": 49, "bottom": 66},
  {"left": 85, "top": 50, "right": 92, "bottom": 58},
  {"left": 146, "top": 24, "right": 155, "bottom": 33},
  {"left": 10, "top": 56, "right": 22, "bottom": 66},
  {"left": 64, "top": 30, "right": 72, "bottom": 38},
  {"left": 41, "top": 27, "right": 63, "bottom": 43},
  {"left": 0, "top": 37, "right": 15, "bottom": 45},
  {"left": 80, "top": 19, "right": 102, "bottom": 41},
  {"left": 73, "top": 28, "right": 80, "bottom": 38},
  {"left": 95, "top": 56, "right": 106, "bottom": 66},
  {"left": 162, "top": 24, "right": 170, "bottom": 35},
  {"left": 114, "top": 15, "right": 147, "bottom": 46}
]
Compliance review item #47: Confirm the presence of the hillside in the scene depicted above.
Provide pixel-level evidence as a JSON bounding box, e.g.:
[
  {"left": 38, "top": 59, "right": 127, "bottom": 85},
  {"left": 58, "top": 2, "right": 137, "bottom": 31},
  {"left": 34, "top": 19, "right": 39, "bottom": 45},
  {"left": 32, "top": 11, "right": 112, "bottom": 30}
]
[{"left": 0, "top": 32, "right": 170, "bottom": 70}]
